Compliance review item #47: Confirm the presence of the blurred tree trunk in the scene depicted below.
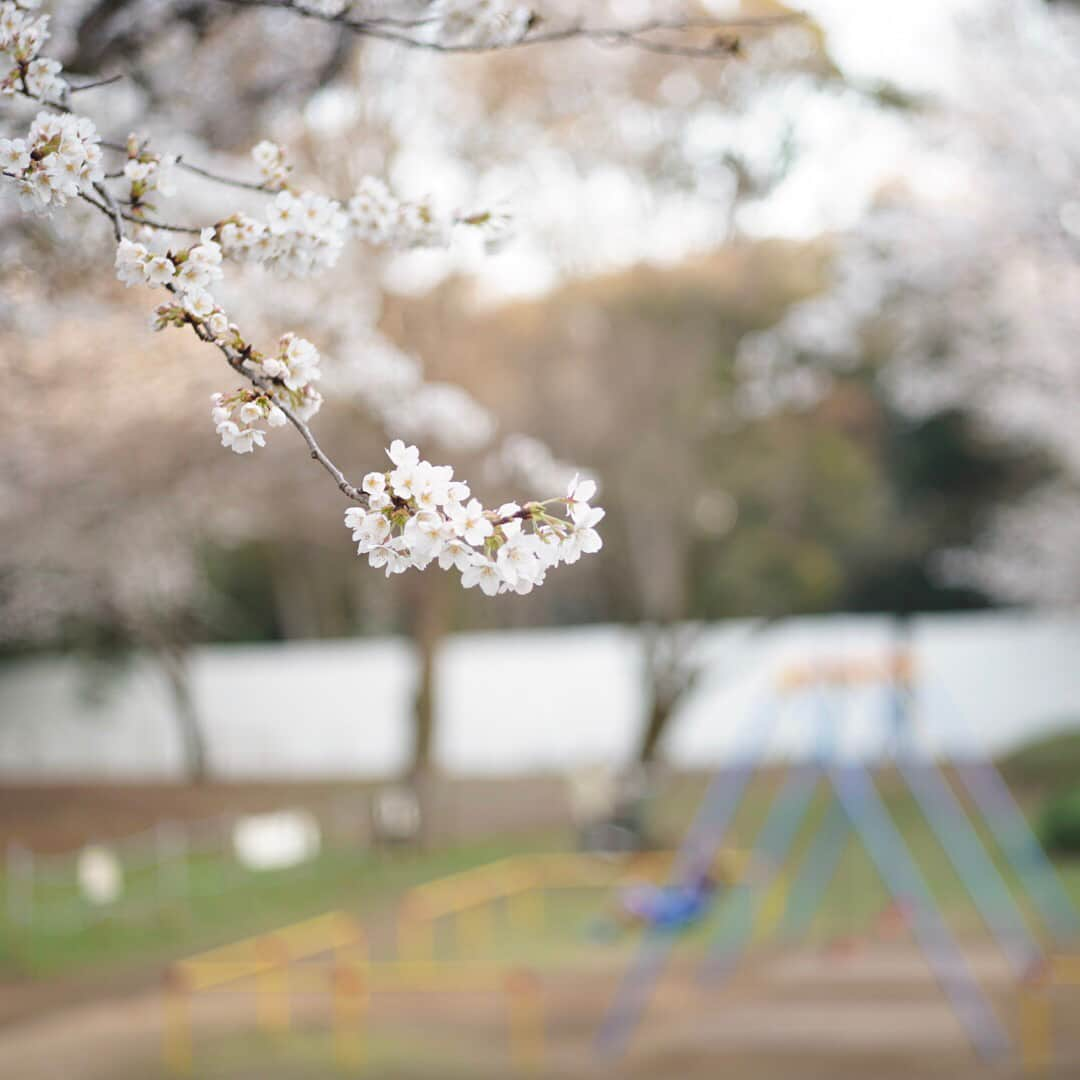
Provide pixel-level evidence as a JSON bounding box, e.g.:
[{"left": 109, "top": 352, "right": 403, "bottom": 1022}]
[
  {"left": 638, "top": 685, "right": 679, "bottom": 764},
  {"left": 635, "top": 623, "right": 699, "bottom": 764},
  {"left": 407, "top": 572, "right": 449, "bottom": 780},
  {"left": 400, "top": 575, "right": 451, "bottom": 850},
  {"left": 156, "top": 644, "right": 210, "bottom": 784},
  {"left": 634, "top": 619, "right": 770, "bottom": 763}
]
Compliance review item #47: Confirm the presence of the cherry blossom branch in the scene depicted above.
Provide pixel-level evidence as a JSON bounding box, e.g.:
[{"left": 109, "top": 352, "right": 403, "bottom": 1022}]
[
  {"left": 179, "top": 297, "right": 369, "bottom": 502},
  {"left": 1, "top": 0, "right": 606, "bottom": 596},
  {"left": 68, "top": 73, "right": 124, "bottom": 94},
  {"left": 171, "top": 153, "right": 275, "bottom": 193},
  {"left": 218, "top": 0, "right": 802, "bottom": 56},
  {"left": 14, "top": 78, "right": 504, "bottom": 249}
]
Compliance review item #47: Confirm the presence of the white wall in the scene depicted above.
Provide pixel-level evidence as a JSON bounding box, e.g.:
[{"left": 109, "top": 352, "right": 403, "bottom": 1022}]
[{"left": 0, "top": 612, "right": 1077, "bottom": 779}]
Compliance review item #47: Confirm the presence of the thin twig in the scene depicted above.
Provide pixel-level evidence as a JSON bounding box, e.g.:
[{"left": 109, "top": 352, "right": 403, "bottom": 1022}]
[
  {"left": 91, "top": 180, "right": 124, "bottom": 241},
  {"left": 173, "top": 154, "right": 276, "bottom": 193},
  {"left": 184, "top": 312, "right": 368, "bottom": 502},
  {"left": 68, "top": 74, "right": 125, "bottom": 94},
  {"left": 217, "top": 0, "right": 801, "bottom": 56}
]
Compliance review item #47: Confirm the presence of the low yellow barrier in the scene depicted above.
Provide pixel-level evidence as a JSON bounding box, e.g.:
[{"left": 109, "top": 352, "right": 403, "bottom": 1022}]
[
  {"left": 397, "top": 849, "right": 747, "bottom": 963},
  {"left": 164, "top": 910, "right": 366, "bottom": 1074},
  {"left": 1019, "top": 954, "right": 1080, "bottom": 1072}
]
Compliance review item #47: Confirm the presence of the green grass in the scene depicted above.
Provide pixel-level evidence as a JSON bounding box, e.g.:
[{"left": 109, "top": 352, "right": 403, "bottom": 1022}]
[
  {"left": 0, "top": 830, "right": 568, "bottom": 979},
  {"left": 6, "top": 765, "right": 1080, "bottom": 984},
  {"left": 998, "top": 727, "right": 1080, "bottom": 792}
]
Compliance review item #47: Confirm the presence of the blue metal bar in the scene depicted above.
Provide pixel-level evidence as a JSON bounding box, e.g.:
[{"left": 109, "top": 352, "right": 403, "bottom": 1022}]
[
  {"left": 699, "top": 760, "right": 821, "bottom": 980},
  {"left": 594, "top": 695, "right": 782, "bottom": 1058},
  {"left": 776, "top": 797, "right": 850, "bottom": 942},
  {"left": 772, "top": 687, "right": 856, "bottom": 942},
  {"left": 702, "top": 682, "right": 840, "bottom": 969},
  {"left": 884, "top": 682, "right": 1042, "bottom": 976},
  {"left": 925, "top": 681, "right": 1080, "bottom": 943},
  {"left": 828, "top": 759, "right": 1011, "bottom": 1062}
]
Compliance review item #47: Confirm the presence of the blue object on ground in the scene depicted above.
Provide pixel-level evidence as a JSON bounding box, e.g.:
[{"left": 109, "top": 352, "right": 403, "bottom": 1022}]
[{"left": 620, "top": 878, "right": 715, "bottom": 930}]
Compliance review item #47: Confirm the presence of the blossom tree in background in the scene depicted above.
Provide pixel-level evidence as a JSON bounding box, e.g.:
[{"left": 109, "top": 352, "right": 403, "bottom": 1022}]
[{"left": 735, "top": 0, "right": 1080, "bottom": 604}]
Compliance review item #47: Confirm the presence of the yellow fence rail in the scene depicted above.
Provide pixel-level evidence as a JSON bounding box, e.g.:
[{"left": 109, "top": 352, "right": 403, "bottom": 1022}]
[
  {"left": 1019, "top": 954, "right": 1080, "bottom": 1073},
  {"left": 164, "top": 910, "right": 544, "bottom": 1074},
  {"left": 165, "top": 910, "right": 366, "bottom": 1074}
]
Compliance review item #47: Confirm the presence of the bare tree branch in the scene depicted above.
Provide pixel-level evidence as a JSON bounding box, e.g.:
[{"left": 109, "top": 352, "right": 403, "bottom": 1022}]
[{"left": 214, "top": 0, "right": 803, "bottom": 57}]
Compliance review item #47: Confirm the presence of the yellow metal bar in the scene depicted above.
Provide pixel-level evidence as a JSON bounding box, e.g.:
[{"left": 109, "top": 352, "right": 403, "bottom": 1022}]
[
  {"left": 504, "top": 970, "right": 544, "bottom": 1072},
  {"left": 255, "top": 937, "right": 290, "bottom": 1034},
  {"left": 182, "top": 911, "right": 362, "bottom": 967},
  {"left": 509, "top": 885, "right": 544, "bottom": 935},
  {"left": 180, "top": 959, "right": 288, "bottom": 992},
  {"left": 407, "top": 858, "right": 515, "bottom": 910},
  {"left": 332, "top": 965, "right": 367, "bottom": 1071},
  {"left": 398, "top": 910, "right": 436, "bottom": 964},
  {"left": 163, "top": 981, "right": 192, "bottom": 1076},
  {"left": 459, "top": 901, "right": 494, "bottom": 958},
  {"left": 1018, "top": 985, "right": 1052, "bottom": 1073}
]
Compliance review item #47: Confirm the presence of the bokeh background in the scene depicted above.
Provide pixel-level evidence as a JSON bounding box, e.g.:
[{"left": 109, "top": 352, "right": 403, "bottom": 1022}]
[{"left": 2, "top": 1, "right": 1080, "bottom": 1077}]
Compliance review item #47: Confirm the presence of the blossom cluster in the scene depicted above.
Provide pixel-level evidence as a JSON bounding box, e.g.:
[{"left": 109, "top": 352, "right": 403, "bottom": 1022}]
[
  {"left": 0, "top": 0, "right": 63, "bottom": 102},
  {"left": 211, "top": 389, "right": 288, "bottom": 454},
  {"left": 347, "top": 176, "right": 453, "bottom": 249},
  {"left": 206, "top": 335, "right": 325, "bottom": 454},
  {"left": 251, "top": 139, "right": 291, "bottom": 189},
  {"left": 121, "top": 138, "right": 176, "bottom": 215},
  {"left": 115, "top": 229, "right": 224, "bottom": 304},
  {"left": 218, "top": 190, "right": 347, "bottom": 277},
  {"left": 217, "top": 172, "right": 503, "bottom": 276},
  {"left": 246, "top": 331, "right": 322, "bottom": 394},
  {"left": 0, "top": 111, "right": 102, "bottom": 212},
  {"left": 344, "top": 441, "right": 603, "bottom": 595},
  {"left": 213, "top": 140, "right": 511, "bottom": 277}
]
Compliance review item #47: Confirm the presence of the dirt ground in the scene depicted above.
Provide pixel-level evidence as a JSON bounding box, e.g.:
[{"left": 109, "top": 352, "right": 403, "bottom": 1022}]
[{"left": 1, "top": 943, "right": 1076, "bottom": 1079}]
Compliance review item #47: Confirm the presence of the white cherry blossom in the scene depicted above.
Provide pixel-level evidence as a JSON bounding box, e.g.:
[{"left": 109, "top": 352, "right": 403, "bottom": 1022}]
[{"left": 449, "top": 498, "right": 493, "bottom": 546}]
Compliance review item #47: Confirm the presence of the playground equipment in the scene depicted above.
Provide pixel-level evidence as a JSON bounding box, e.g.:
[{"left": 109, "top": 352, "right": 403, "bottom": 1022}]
[
  {"left": 396, "top": 850, "right": 746, "bottom": 961},
  {"left": 598, "top": 650, "right": 1080, "bottom": 1067},
  {"left": 164, "top": 911, "right": 367, "bottom": 1072},
  {"left": 164, "top": 909, "right": 545, "bottom": 1074},
  {"left": 164, "top": 848, "right": 761, "bottom": 1074}
]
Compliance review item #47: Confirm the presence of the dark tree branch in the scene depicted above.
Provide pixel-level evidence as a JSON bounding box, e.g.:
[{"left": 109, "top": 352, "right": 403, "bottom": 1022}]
[{"left": 214, "top": 0, "right": 802, "bottom": 58}]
